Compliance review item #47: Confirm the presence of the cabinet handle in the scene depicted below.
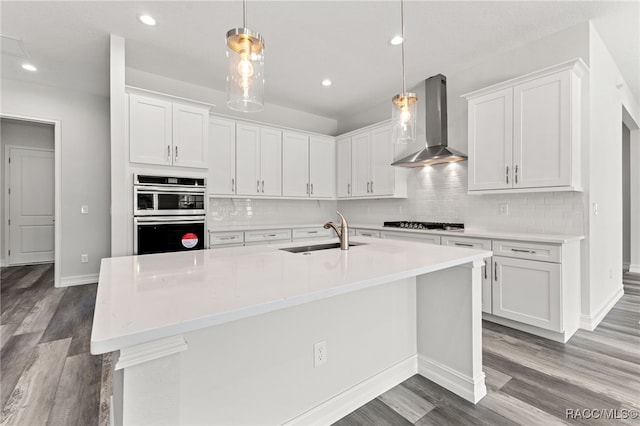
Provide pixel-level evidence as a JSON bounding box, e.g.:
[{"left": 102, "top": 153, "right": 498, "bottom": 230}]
[
  {"left": 506, "top": 166, "right": 509, "bottom": 184},
  {"left": 311, "top": 183, "right": 314, "bottom": 195},
  {"left": 231, "top": 178, "right": 235, "bottom": 192},
  {"left": 308, "top": 231, "right": 318, "bottom": 234},
  {"left": 264, "top": 234, "right": 277, "bottom": 237},
  {"left": 220, "top": 236, "right": 237, "bottom": 241},
  {"left": 262, "top": 180, "right": 265, "bottom": 193},
  {"left": 484, "top": 260, "right": 488, "bottom": 280},
  {"left": 494, "top": 261, "right": 498, "bottom": 281},
  {"left": 367, "top": 182, "right": 370, "bottom": 193},
  {"left": 257, "top": 180, "right": 260, "bottom": 193},
  {"left": 511, "top": 248, "right": 536, "bottom": 254},
  {"left": 306, "top": 183, "right": 309, "bottom": 195},
  {"left": 515, "top": 165, "right": 518, "bottom": 184},
  {"left": 175, "top": 146, "right": 179, "bottom": 162},
  {"left": 371, "top": 181, "right": 374, "bottom": 193},
  {"left": 454, "top": 242, "right": 474, "bottom": 247},
  {"left": 348, "top": 183, "right": 351, "bottom": 195},
  {"left": 167, "top": 145, "right": 171, "bottom": 162}
]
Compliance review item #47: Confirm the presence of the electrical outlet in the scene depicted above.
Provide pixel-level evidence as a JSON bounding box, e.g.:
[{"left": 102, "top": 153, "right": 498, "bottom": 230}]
[
  {"left": 81, "top": 205, "right": 89, "bottom": 215},
  {"left": 498, "top": 203, "right": 509, "bottom": 216},
  {"left": 81, "top": 254, "right": 88, "bottom": 263},
  {"left": 314, "top": 341, "right": 327, "bottom": 367}
]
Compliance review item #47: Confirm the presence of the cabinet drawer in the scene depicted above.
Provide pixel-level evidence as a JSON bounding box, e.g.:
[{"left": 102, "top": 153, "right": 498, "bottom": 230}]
[
  {"left": 355, "top": 229, "right": 381, "bottom": 238},
  {"left": 292, "top": 227, "right": 333, "bottom": 240},
  {"left": 209, "top": 231, "right": 244, "bottom": 246},
  {"left": 381, "top": 231, "right": 441, "bottom": 245},
  {"left": 493, "top": 240, "right": 560, "bottom": 263},
  {"left": 441, "top": 236, "right": 491, "bottom": 250},
  {"left": 244, "top": 229, "right": 292, "bottom": 243}
]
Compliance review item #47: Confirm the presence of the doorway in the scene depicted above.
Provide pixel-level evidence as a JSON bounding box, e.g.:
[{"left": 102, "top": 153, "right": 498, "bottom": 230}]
[
  {"left": 622, "top": 123, "right": 630, "bottom": 271},
  {"left": 1, "top": 116, "right": 61, "bottom": 286}
]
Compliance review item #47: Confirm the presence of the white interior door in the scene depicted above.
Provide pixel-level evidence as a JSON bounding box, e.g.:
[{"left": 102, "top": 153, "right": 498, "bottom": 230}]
[{"left": 8, "top": 147, "right": 55, "bottom": 265}]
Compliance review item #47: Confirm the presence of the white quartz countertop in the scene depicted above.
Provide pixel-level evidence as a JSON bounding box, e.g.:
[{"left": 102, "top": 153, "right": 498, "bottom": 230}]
[
  {"left": 348, "top": 224, "right": 584, "bottom": 244},
  {"left": 90, "top": 237, "right": 491, "bottom": 354},
  {"left": 208, "top": 223, "right": 583, "bottom": 244}
]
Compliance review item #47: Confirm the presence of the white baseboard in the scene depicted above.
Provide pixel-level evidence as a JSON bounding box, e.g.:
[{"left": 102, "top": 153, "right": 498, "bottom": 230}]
[
  {"left": 284, "top": 356, "right": 417, "bottom": 426},
  {"left": 417, "top": 354, "right": 486, "bottom": 404},
  {"left": 629, "top": 264, "right": 640, "bottom": 274},
  {"left": 579, "top": 286, "right": 624, "bottom": 331},
  {"left": 59, "top": 273, "right": 99, "bottom": 287}
]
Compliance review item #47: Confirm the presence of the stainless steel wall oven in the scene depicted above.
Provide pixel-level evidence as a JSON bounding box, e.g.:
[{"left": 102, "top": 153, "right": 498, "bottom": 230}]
[{"left": 133, "top": 174, "right": 206, "bottom": 255}]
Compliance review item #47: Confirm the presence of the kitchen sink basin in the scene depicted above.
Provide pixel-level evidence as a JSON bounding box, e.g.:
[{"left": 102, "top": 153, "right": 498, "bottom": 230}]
[{"left": 279, "top": 242, "right": 366, "bottom": 254}]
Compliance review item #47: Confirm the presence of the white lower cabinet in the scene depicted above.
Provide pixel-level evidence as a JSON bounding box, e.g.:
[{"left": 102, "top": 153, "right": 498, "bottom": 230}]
[
  {"left": 208, "top": 231, "right": 244, "bottom": 249},
  {"left": 354, "top": 229, "right": 380, "bottom": 238},
  {"left": 441, "top": 236, "right": 492, "bottom": 313},
  {"left": 292, "top": 227, "right": 333, "bottom": 242},
  {"left": 243, "top": 229, "right": 291, "bottom": 246},
  {"left": 492, "top": 256, "right": 561, "bottom": 332},
  {"left": 381, "top": 231, "right": 441, "bottom": 245}
]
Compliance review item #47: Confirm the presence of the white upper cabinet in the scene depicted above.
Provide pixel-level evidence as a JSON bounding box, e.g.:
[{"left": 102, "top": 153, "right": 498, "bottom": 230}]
[
  {"left": 464, "top": 59, "right": 586, "bottom": 193},
  {"left": 129, "top": 93, "right": 208, "bottom": 169},
  {"left": 336, "top": 137, "right": 352, "bottom": 198},
  {"left": 236, "top": 124, "right": 282, "bottom": 197},
  {"left": 342, "top": 123, "right": 406, "bottom": 199},
  {"left": 208, "top": 118, "right": 236, "bottom": 195},
  {"left": 282, "top": 132, "right": 310, "bottom": 197},
  {"left": 282, "top": 133, "right": 335, "bottom": 198},
  {"left": 309, "top": 136, "right": 335, "bottom": 198}
]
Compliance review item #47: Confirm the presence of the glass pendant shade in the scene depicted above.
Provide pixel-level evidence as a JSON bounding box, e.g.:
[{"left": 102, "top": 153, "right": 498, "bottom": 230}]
[
  {"left": 392, "top": 92, "right": 417, "bottom": 144},
  {"left": 226, "top": 28, "right": 265, "bottom": 112}
]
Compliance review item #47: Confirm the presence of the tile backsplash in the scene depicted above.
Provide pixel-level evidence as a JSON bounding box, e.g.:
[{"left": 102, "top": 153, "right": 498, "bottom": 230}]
[
  {"left": 337, "top": 162, "right": 586, "bottom": 235},
  {"left": 209, "top": 162, "right": 585, "bottom": 236},
  {"left": 209, "top": 198, "right": 338, "bottom": 228}
]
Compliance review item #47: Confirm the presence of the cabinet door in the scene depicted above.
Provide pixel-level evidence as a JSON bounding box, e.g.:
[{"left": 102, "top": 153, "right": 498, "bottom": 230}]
[
  {"left": 172, "top": 103, "right": 208, "bottom": 169},
  {"left": 514, "top": 71, "right": 571, "bottom": 188},
  {"left": 468, "top": 88, "right": 513, "bottom": 190},
  {"left": 370, "top": 126, "right": 394, "bottom": 195},
  {"left": 282, "top": 132, "right": 309, "bottom": 197},
  {"left": 129, "top": 94, "right": 173, "bottom": 166},
  {"left": 351, "top": 132, "right": 370, "bottom": 196},
  {"left": 236, "top": 124, "right": 260, "bottom": 195},
  {"left": 492, "top": 256, "right": 561, "bottom": 332},
  {"left": 259, "top": 128, "right": 282, "bottom": 196},
  {"left": 208, "top": 118, "right": 236, "bottom": 195},
  {"left": 309, "top": 136, "right": 335, "bottom": 198},
  {"left": 381, "top": 231, "right": 440, "bottom": 245},
  {"left": 336, "top": 137, "right": 352, "bottom": 198}
]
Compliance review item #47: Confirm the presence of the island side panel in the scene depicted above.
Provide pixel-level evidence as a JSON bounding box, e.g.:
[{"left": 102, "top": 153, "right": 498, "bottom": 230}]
[
  {"left": 416, "top": 261, "right": 486, "bottom": 403},
  {"left": 178, "top": 277, "right": 417, "bottom": 425}
]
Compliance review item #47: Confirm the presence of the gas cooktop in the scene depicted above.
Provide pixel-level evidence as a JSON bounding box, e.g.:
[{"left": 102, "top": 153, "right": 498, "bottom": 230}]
[{"left": 383, "top": 221, "right": 465, "bottom": 231}]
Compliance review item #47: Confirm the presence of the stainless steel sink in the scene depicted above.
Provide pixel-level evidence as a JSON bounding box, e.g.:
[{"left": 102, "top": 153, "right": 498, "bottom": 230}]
[{"left": 279, "top": 242, "right": 366, "bottom": 254}]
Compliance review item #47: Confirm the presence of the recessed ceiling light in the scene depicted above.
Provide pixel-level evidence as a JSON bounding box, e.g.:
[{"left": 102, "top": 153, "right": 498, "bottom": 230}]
[
  {"left": 139, "top": 14, "right": 157, "bottom": 26},
  {"left": 21, "top": 63, "right": 37, "bottom": 72},
  {"left": 321, "top": 79, "right": 332, "bottom": 87},
  {"left": 390, "top": 35, "right": 403, "bottom": 45}
]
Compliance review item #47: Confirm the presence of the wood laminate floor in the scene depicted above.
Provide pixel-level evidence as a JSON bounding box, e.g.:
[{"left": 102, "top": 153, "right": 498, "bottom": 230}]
[{"left": 1, "top": 265, "right": 638, "bottom": 425}]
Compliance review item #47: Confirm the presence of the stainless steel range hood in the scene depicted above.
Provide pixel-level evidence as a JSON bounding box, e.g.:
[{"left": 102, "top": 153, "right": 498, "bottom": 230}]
[{"left": 391, "top": 74, "right": 467, "bottom": 167}]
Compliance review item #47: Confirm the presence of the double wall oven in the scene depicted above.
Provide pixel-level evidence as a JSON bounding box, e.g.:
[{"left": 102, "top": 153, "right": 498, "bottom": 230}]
[{"left": 133, "top": 174, "right": 206, "bottom": 255}]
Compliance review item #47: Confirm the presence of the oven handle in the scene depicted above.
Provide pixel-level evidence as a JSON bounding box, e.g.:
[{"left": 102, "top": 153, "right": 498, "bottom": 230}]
[
  {"left": 135, "top": 216, "right": 206, "bottom": 225},
  {"left": 134, "top": 185, "right": 206, "bottom": 194}
]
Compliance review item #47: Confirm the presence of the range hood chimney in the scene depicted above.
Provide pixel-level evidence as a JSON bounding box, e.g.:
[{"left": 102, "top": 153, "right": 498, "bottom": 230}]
[{"left": 391, "top": 74, "right": 467, "bottom": 167}]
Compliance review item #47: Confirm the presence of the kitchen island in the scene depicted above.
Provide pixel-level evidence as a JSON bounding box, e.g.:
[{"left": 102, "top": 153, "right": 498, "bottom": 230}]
[{"left": 91, "top": 237, "right": 491, "bottom": 425}]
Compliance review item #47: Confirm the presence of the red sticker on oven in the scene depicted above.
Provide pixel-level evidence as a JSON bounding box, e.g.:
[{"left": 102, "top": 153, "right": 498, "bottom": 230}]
[{"left": 181, "top": 233, "right": 199, "bottom": 249}]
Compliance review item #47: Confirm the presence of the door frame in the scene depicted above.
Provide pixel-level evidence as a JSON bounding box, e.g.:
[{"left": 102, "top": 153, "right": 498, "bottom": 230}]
[{"left": 1, "top": 113, "right": 61, "bottom": 287}]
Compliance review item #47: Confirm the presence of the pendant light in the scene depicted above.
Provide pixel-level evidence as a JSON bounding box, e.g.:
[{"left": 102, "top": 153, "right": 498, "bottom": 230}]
[
  {"left": 226, "top": 0, "right": 264, "bottom": 112},
  {"left": 391, "top": 0, "right": 417, "bottom": 144}
]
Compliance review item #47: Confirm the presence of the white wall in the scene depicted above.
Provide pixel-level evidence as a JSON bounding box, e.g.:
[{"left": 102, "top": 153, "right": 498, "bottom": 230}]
[
  {"left": 126, "top": 68, "right": 338, "bottom": 136},
  {"left": 1, "top": 78, "right": 110, "bottom": 283},
  {"left": 0, "top": 119, "right": 55, "bottom": 266},
  {"left": 586, "top": 24, "right": 626, "bottom": 314},
  {"left": 622, "top": 124, "right": 631, "bottom": 270}
]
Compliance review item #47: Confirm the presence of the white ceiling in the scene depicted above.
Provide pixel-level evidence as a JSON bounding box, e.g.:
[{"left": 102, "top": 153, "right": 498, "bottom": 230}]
[{"left": 1, "top": 1, "right": 638, "bottom": 120}]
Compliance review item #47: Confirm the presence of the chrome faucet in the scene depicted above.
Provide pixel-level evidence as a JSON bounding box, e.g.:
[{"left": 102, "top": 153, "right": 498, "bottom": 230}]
[{"left": 324, "top": 211, "right": 349, "bottom": 250}]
